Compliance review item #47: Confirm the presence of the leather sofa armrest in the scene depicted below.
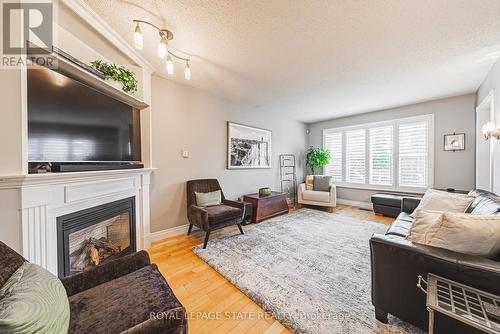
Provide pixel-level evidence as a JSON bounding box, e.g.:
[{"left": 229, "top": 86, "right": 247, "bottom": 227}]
[
  {"left": 61, "top": 250, "right": 151, "bottom": 297},
  {"left": 401, "top": 197, "right": 421, "bottom": 214},
  {"left": 370, "top": 233, "right": 500, "bottom": 295},
  {"left": 189, "top": 205, "right": 209, "bottom": 231}
]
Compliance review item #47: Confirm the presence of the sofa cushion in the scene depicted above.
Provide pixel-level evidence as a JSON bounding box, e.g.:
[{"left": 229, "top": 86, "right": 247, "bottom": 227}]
[
  {"left": 302, "top": 190, "right": 330, "bottom": 202},
  {"left": 204, "top": 205, "right": 242, "bottom": 223},
  {"left": 406, "top": 210, "right": 443, "bottom": 244},
  {"left": 412, "top": 189, "right": 474, "bottom": 215},
  {"left": 422, "top": 213, "right": 500, "bottom": 258},
  {"left": 68, "top": 264, "right": 186, "bottom": 334},
  {"left": 0, "top": 241, "right": 25, "bottom": 289},
  {"left": 0, "top": 262, "right": 70, "bottom": 334},
  {"left": 385, "top": 212, "right": 413, "bottom": 237},
  {"left": 468, "top": 189, "right": 500, "bottom": 215},
  {"left": 313, "top": 175, "right": 332, "bottom": 192}
]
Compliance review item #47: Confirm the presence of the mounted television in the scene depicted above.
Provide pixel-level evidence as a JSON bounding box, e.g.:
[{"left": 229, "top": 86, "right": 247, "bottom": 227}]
[{"left": 27, "top": 66, "right": 141, "bottom": 164}]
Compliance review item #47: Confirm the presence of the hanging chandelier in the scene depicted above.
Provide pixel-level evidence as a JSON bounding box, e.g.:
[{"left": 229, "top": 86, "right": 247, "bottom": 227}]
[{"left": 133, "top": 19, "right": 191, "bottom": 80}]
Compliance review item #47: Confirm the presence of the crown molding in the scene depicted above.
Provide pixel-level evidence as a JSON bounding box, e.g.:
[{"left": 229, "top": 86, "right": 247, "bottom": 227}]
[{"left": 61, "top": 0, "right": 155, "bottom": 73}]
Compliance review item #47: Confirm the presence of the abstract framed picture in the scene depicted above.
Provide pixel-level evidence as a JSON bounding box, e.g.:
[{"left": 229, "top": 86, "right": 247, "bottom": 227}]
[
  {"left": 227, "top": 122, "right": 272, "bottom": 169},
  {"left": 444, "top": 133, "right": 465, "bottom": 152}
]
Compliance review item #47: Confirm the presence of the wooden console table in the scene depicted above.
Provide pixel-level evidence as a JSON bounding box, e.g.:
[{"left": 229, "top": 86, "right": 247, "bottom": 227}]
[{"left": 243, "top": 192, "right": 289, "bottom": 224}]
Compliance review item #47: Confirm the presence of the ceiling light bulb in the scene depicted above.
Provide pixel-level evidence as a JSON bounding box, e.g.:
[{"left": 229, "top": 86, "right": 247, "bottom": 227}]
[
  {"left": 166, "top": 55, "right": 174, "bottom": 74},
  {"left": 158, "top": 36, "right": 167, "bottom": 59},
  {"left": 134, "top": 23, "right": 143, "bottom": 50},
  {"left": 184, "top": 61, "right": 191, "bottom": 80}
]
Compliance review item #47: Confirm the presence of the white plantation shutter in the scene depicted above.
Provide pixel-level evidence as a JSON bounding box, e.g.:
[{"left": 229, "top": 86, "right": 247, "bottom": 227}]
[
  {"left": 398, "top": 121, "right": 429, "bottom": 188},
  {"left": 345, "top": 129, "right": 366, "bottom": 184},
  {"left": 324, "top": 132, "right": 342, "bottom": 182},
  {"left": 369, "top": 126, "right": 393, "bottom": 186}
]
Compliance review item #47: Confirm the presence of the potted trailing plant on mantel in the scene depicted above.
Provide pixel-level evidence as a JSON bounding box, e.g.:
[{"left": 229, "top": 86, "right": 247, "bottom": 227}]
[
  {"left": 306, "top": 146, "right": 331, "bottom": 174},
  {"left": 90, "top": 60, "right": 138, "bottom": 93}
]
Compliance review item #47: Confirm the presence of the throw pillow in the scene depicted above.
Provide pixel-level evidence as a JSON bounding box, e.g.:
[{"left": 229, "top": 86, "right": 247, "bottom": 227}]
[
  {"left": 195, "top": 190, "right": 222, "bottom": 207},
  {"left": 313, "top": 175, "right": 332, "bottom": 192},
  {"left": 426, "top": 213, "right": 500, "bottom": 258},
  {"left": 411, "top": 189, "right": 474, "bottom": 216},
  {"left": 0, "top": 262, "right": 70, "bottom": 334},
  {"left": 406, "top": 210, "right": 443, "bottom": 244},
  {"left": 306, "top": 175, "right": 314, "bottom": 190}
]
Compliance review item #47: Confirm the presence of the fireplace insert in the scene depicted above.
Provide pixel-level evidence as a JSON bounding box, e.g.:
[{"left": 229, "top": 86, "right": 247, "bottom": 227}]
[{"left": 56, "top": 197, "right": 136, "bottom": 277}]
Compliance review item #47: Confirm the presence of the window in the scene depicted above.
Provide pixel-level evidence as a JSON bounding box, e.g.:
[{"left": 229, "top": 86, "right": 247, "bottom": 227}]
[
  {"left": 398, "top": 121, "right": 429, "bottom": 188},
  {"left": 345, "top": 129, "right": 366, "bottom": 184},
  {"left": 369, "top": 126, "right": 393, "bottom": 186},
  {"left": 323, "top": 132, "right": 342, "bottom": 182},
  {"left": 323, "top": 115, "right": 433, "bottom": 191}
]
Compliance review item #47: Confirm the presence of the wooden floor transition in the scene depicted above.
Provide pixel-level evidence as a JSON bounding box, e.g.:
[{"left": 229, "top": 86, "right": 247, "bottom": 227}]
[{"left": 148, "top": 204, "right": 395, "bottom": 334}]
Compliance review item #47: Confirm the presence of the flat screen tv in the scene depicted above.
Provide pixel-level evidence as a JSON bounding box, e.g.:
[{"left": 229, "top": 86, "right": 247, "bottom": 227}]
[{"left": 27, "top": 66, "right": 141, "bottom": 163}]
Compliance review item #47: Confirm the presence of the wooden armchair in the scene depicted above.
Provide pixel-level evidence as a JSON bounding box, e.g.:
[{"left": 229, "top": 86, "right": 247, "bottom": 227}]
[{"left": 186, "top": 179, "right": 245, "bottom": 248}]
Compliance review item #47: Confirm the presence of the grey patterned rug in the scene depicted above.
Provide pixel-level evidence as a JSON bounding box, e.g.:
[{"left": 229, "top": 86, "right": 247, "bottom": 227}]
[{"left": 193, "top": 208, "right": 423, "bottom": 334}]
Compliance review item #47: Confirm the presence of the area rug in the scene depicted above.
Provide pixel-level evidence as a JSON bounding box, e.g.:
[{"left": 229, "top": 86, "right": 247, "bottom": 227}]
[{"left": 193, "top": 208, "right": 423, "bottom": 334}]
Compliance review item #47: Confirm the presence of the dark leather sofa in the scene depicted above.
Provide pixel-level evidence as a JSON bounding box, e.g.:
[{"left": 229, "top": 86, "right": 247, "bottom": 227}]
[
  {"left": 370, "top": 189, "right": 500, "bottom": 333},
  {"left": 0, "top": 241, "right": 188, "bottom": 334}
]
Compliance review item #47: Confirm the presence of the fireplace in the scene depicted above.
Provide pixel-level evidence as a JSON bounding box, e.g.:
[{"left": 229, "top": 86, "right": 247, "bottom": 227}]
[{"left": 57, "top": 197, "right": 136, "bottom": 277}]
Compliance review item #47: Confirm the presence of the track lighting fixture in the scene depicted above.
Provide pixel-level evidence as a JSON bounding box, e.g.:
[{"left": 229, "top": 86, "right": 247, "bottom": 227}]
[
  {"left": 132, "top": 19, "right": 192, "bottom": 80},
  {"left": 134, "top": 22, "right": 143, "bottom": 50},
  {"left": 184, "top": 62, "right": 191, "bottom": 80},
  {"left": 166, "top": 55, "right": 174, "bottom": 74}
]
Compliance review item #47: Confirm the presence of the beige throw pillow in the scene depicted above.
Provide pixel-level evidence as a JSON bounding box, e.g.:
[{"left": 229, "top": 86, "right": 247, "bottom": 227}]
[
  {"left": 406, "top": 210, "right": 443, "bottom": 244},
  {"left": 195, "top": 190, "right": 222, "bottom": 207},
  {"left": 412, "top": 189, "right": 474, "bottom": 216},
  {"left": 426, "top": 213, "right": 500, "bottom": 258}
]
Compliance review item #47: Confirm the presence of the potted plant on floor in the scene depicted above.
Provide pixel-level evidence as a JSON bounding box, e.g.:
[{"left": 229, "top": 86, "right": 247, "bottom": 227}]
[{"left": 306, "top": 146, "right": 331, "bottom": 175}]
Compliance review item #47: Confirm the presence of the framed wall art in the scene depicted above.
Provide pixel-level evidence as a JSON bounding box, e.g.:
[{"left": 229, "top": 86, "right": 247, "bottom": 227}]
[{"left": 227, "top": 122, "right": 272, "bottom": 169}]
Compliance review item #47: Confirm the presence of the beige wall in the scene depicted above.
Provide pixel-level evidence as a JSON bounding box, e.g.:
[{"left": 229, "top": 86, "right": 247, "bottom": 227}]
[
  {"left": 307, "top": 94, "right": 477, "bottom": 203},
  {"left": 150, "top": 75, "right": 307, "bottom": 232},
  {"left": 477, "top": 56, "right": 500, "bottom": 194}
]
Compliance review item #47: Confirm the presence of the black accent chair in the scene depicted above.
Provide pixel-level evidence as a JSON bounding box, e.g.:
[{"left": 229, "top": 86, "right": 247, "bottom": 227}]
[
  {"left": 0, "top": 241, "right": 188, "bottom": 334},
  {"left": 186, "top": 179, "right": 245, "bottom": 248},
  {"left": 370, "top": 189, "right": 500, "bottom": 333}
]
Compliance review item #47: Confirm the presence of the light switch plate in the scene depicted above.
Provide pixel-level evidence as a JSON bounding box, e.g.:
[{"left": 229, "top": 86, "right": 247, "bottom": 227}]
[{"left": 182, "top": 150, "right": 189, "bottom": 158}]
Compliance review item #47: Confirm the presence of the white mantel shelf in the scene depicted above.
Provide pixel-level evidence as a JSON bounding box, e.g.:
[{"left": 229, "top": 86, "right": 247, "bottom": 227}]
[
  {"left": 43, "top": 52, "right": 149, "bottom": 110},
  {"left": 0, "top": 168, "right": 156, "bottom": 189}
]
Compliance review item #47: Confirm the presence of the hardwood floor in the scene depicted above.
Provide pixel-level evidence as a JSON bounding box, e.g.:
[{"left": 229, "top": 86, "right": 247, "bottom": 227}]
[{"left": 148, "top": 205, "right": 394, "bottom": 334}]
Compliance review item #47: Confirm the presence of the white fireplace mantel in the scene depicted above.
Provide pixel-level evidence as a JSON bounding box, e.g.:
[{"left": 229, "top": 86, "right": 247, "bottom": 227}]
[{"left": 0, "top": 168, "right": 154, "bottom": 275}]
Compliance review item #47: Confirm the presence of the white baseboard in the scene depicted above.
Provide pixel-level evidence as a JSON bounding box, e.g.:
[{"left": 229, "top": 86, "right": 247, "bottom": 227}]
[
  {"left": 337, "top": 198, "right": 373, "bottom": 210},
  {"left": 149, "top": 224, "right": 192, "bottom": 243}
]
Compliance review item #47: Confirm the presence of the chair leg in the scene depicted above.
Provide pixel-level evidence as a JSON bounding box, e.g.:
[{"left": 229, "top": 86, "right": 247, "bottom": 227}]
[
  {"left": 187, "top": 224, "right": 193, "bottom": 235},
  {"left": 375, "top": 307, "right": 388, "bottom": 323},
  {"left": 203, "top": 230, "right": 211, "bottom": 249},
  {"left": 237, "top": 223, "right": 244, "bottom": 235}
]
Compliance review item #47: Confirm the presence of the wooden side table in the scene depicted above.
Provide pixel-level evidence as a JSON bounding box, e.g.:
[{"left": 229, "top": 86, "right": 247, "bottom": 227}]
[{"left": 243, "top": 192, "right": 289, "bottom": 224}]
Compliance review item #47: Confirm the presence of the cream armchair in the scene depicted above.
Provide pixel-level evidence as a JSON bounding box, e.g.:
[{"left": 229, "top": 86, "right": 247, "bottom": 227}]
[{"left": 298, "top": 182, "right": 337, "bottom": 211}]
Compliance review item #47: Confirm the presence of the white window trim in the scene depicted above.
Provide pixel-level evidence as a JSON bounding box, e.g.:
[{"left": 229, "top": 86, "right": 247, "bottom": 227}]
[{"left": 322, "top": 114, "right": 434, "bottom": 193}]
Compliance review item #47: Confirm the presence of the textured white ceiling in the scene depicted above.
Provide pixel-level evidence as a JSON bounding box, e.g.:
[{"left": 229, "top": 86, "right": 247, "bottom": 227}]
[{"left": 84, "top": 0, "right": 500, "bottom": 122}]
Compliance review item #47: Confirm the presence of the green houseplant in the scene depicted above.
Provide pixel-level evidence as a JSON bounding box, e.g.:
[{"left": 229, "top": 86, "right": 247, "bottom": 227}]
[
  {"left": 306, "top": 146, "right": 331, "bottom": 174},
  {"left": 90, "top": 60, "right": 138, "bottom": 93}
]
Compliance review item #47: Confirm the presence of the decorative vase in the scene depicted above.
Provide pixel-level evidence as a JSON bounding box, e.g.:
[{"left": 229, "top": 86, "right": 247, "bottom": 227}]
[
  {"left": 106, "top": 78, "right": 123, "bottom": 91},
  {"left": 259, "top": 187, "right": 272, "bottom": 197}
]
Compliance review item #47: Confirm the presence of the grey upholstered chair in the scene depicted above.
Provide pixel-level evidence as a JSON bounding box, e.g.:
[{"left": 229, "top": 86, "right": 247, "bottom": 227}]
[{"left": 186, "top": 179, "right": 245, "bottom": 248}]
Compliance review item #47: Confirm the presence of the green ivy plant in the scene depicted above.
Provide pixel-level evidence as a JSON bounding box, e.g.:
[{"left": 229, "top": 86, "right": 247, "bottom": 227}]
[
  {"left": 90, "top": 60, "right": 138, "bottom": 93},
  {"left": 306, "top": 146, "right": 331, "bottom": 174}
]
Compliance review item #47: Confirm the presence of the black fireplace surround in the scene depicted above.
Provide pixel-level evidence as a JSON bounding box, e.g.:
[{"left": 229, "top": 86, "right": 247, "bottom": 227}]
[{"left": 57, "top": 197, "right": 136, "bottom": 278}]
